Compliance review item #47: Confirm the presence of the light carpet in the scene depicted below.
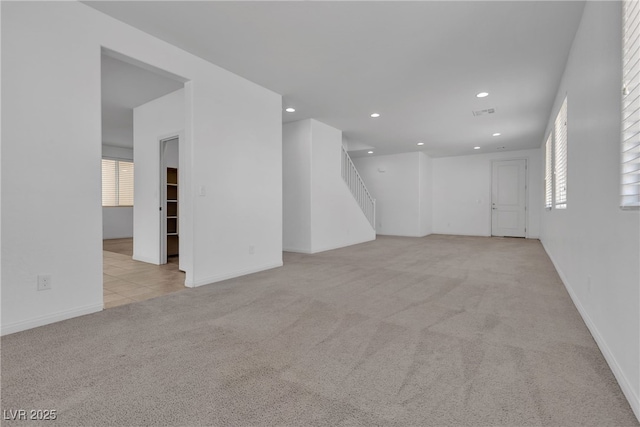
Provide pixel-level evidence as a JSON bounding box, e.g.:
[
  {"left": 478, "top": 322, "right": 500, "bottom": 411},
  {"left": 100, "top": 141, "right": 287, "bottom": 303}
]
[{"left": 2, "top": 235, "right": 637, "bottom": 426}]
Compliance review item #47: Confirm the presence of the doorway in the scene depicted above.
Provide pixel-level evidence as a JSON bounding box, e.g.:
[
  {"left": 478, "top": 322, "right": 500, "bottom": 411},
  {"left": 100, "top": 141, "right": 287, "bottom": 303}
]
[
  {"left": 491, "top": 159, "right": 527, "bottom": 237},
  {"left": 101, "top": 50, "right": 188, "bottom": 308},
  {"left": 160, "top": 137, "right": 180, "bottom": 266}
]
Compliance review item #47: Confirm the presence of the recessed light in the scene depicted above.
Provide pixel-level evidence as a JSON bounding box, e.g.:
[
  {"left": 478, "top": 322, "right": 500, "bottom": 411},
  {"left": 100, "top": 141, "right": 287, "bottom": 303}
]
[
  {"left": 285, "top": 107, "right": 296, "bottom": 113},
  {"left": 476, "top": 92, "right": 489, "bottom": 98},
  {"left": 417, "top": 142, "right": 425, "bottom": 146},
  {"left": 368, "top": 151, "right": 374, "bottom": 154},
  {"left": 474, "top": 146, "right": 481, "bottom": 150},
  {"left": 492, "top": 132, "right": 501, "bottom": 136},
  {"left": 370, "top": 113, "right": 380, "bottom": 118}
]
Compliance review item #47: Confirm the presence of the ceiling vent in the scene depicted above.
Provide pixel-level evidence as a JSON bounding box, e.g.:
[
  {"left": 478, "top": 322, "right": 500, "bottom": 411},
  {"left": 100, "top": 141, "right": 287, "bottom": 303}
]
[{"left": 472, "top": 108, "right": 495, "bottom": 117}]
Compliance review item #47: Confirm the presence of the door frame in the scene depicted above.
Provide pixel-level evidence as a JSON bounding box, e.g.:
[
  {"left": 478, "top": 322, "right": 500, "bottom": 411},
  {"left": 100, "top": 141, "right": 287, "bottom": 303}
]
[
  {"left": 159, "top": 134, "right": 181, "bottom": 265},
  {"left": 490, "top": 158, "right": 528, "bottom": 238}
]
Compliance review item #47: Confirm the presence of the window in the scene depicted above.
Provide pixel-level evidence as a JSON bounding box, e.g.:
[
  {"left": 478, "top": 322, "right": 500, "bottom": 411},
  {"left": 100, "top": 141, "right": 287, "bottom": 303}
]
[
  {"left": 542, "top": 96, "right": 568, "bottom": 210},
  {"left": 554, "top": 97, "right": 568, "bottom": 209},
  {"left": 622, "top": 0, "right": 640, "bottom": 209},
  {"left": 545, "top": 133, "right": 553, "bottom": 209},
  {"left": 102, "top": 159, "right": 134, "bottom": 207}
]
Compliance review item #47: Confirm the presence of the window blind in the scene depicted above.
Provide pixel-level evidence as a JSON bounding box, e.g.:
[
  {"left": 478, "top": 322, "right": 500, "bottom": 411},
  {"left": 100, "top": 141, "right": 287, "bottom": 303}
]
[
  {"left": 622, "top": 0, "right": 640, "bottom": 208},
  {"left": 545, "top": 133, "right": 553, "bottom": 209},
  {"left": 102, "top": 159, "right": 117, "bottom": 207},
  {"left": 554, "top": 97, "right": 568, "bottom": 209},
  {"left": 102, "top": 159, "right": 134, "bottom": 207},
  {"left": 118, "top": 161, "right": 134, "bottom": 206}
]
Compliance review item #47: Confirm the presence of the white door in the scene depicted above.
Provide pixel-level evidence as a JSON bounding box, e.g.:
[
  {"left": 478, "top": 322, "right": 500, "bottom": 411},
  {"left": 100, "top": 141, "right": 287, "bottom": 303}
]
[{"left": 491, "top": 159, "right": 527, "bottom": 237}]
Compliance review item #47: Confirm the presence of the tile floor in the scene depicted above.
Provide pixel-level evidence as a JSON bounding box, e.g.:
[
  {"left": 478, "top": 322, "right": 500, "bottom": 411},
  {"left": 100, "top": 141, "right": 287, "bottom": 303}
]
[{"left": 103, "top": 238, "right": 186, "bottom": 309}]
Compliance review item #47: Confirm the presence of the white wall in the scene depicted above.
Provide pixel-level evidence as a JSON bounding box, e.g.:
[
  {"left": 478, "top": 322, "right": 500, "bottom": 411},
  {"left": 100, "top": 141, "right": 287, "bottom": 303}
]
[
  {"left": 102, "top": 144, "right": 133, "bottom": 239},
  {"left": 432, "top": 149, "right": 542, "bottom": 238},
  {"left": 1, "top": 1, "right": 282, "bottom": 335},
  {"left": 353, "top": 152, "right": 432, "bottom": 237},
  {"left": 540, "top": 2, "right": 639, "bottom": 419},
  {"left": 283, "top": 119, "right": 375, "bottom": 253},
  {"left": 189, "top": 79, "right": 281, "bottom": 286},
  {"left": 165, "top": 138, "right": 179, "bottom": 168},
  {"left": 283, "top": 120, "right": 311, "bottom": 252},
  {"left": 419, "top": 153, "right": 432, "bottom": 236},
  {"left": 102, "top": 208, "right": 133, "bottom": 239},
  {"left": 310, "top": 120, "right": 375, "bottom": 252},
  {"left": 133, "top": 89, "right": 184, "bottom": 265},
  {"left": 102, "top": 144, "right": 132, "bottom": 160}
]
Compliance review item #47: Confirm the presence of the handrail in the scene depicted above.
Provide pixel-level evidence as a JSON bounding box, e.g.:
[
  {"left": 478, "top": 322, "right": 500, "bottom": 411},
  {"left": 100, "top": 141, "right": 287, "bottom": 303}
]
[{"left": 341, "top": 147, "right": 376, "bottom": 230}]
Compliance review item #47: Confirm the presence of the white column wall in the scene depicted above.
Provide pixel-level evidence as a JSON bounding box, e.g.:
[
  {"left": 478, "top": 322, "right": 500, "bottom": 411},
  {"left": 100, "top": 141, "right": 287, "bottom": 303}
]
[
  {"left": 188, "top": 77, "right": 282, "bottom": 285},
  {"left": 282, "top": 120, "right": 312, "bottom": 252},
  {"left": 419, "top": 153, "right": 433, "bottom": 236}
]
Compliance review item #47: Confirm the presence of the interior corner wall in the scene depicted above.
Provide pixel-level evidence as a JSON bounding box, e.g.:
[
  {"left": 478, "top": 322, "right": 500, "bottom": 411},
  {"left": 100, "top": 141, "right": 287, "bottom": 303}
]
[
  {"left": 133, "top": 89, "right": 184, "bottom": 265},
  {"left": 352, "top": 152, "right": 427, "bottom": 237},
  {"left": 431, "top": 148, "right": 542, "bottom": 238},
  {"left": 539, "top": 1, "right": 640, "bottom": 419},
  {"left": 283, "top": 120, "right": 312, "bottom": 253},
  {"left": 1, "top": 1, "right": 282, "bottom": 335},
  {"left": 102, "top": 145, "right": 134, "bottom": 239}
]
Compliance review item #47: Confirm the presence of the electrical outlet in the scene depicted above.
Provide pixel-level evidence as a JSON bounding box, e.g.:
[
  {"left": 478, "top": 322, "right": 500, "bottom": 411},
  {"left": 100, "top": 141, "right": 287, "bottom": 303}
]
[
  {"left": 37, "top": 275, "right": 52, "bottom": 291},
  {"left": 249, "top": 245, "right": 255, "bottom": 255}
]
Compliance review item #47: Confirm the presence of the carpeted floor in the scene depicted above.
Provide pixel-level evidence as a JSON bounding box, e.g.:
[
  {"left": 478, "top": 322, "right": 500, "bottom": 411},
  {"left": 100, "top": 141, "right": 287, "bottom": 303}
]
[{"left": 1, "top": 235, "right": 638, "bottom": 426}]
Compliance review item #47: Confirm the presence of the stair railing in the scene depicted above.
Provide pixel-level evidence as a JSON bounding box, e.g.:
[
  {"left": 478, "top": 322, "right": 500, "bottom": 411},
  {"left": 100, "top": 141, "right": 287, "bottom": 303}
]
[{"left": 341, "top": 147, "right": 376, "bottom": 230}]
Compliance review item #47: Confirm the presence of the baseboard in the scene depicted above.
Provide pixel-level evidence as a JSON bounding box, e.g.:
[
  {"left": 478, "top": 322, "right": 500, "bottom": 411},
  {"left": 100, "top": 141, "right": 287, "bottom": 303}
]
[
  {"left": 132, "top": 253, "right": 159, "bottom": 265},
  {"left": 431, "top": 231, "right": 540, "bottom": 240},
  {"left": 310, "top": 236, "right": 376, "bottom": 254},
  {"left": 541, "top": 241, "right": 640, "bottom": 422},
  {"left": 285, "top": 236, "right": 378, "bottom": 254},
  {"left": 1, "top": 303, "right": 104, "bottom": 336},
  {"left": 431, "top": 231, "right": 491, "bottom": 237},
  {"left": 283, "top": 247, "right": 313, "bottom": 254},
  {"left": 191, "top": 261, "right": 283, "bottom": 287},
  {"left": 376, "top": 232, "right": 425, "bottom": 237}
]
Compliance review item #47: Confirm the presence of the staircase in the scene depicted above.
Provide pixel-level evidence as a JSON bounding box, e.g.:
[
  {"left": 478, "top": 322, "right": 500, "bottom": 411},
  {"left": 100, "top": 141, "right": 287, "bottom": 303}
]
[{"left": 341, "top": 147, "right": 376, "bottom": 230}]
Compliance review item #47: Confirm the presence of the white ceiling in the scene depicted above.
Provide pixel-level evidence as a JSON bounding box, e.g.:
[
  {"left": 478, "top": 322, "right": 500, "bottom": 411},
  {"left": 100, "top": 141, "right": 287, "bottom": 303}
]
[
  {"left": 91, "top": 1, "right": 585, "bottom": 157},
  {"left": 102, "top": 54, "right": 183, "bottom": 148}
]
